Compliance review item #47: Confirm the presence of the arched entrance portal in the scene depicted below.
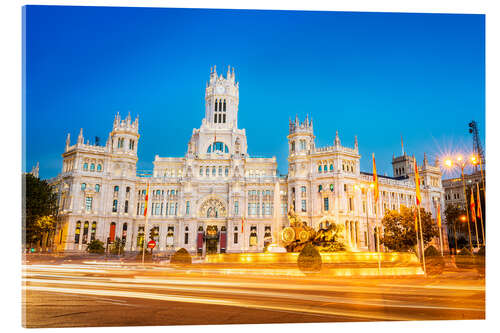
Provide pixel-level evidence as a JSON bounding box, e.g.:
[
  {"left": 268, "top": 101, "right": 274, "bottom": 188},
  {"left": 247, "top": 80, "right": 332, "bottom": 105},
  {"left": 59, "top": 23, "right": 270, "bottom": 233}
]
[
  {"left": 198, "top": 196, "right": 228, "bottom": 255},
  {"left": 206, "top": 225, "right": 218, "bottom": 254}
]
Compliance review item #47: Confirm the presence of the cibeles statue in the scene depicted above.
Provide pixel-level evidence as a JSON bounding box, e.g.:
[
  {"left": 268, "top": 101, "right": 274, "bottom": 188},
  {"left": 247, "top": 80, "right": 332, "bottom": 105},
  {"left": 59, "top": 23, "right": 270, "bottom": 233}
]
[{"left": 281, "top": 206, "right": 346, "bottom": 253}]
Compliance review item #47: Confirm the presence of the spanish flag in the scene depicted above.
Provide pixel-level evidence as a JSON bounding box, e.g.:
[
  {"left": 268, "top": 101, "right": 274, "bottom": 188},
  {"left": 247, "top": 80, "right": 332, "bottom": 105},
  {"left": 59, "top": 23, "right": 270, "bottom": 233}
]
[
  {"left": 470, "top": 190, "right": 476, "bottom": 223},
  {"left": 414, "top": 159, "right": 422, "bottom": 206},
  {"left": 476, "top": 183, "right": 482, "bottom": 220},
  {"left": 437, "top": 203, "right": 442, "bottom": 229},
  {"left": 372, "top": 153, "right": 379, "bottom": 203},
  {"left": 144, "top": 183, "right": 149, "bottom": 217},
  {"left": 414, "top": 208, "right": 419, "bottom": 233},
  {"left": 241, "top": 217, "right": 244, "bottom": 232}
]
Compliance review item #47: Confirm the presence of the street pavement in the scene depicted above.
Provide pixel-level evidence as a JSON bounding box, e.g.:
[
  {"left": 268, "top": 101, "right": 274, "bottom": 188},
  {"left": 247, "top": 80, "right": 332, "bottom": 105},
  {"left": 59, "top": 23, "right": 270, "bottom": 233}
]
[{"left": 22, "top": 260, "right": 485, "bottom": 328}]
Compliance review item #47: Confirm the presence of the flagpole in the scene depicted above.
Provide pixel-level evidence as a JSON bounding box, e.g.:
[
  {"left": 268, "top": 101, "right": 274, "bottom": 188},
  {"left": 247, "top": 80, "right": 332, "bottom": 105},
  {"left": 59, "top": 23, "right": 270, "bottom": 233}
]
[
  {"left": 414, "top": 158, "right": 426, "bottom": 275},
  {"left": 414, "top": 210, "right": 421, "bottom": 262},
  {"left": 417, "top": 205, "right": 426, "bottom": 275},
  {"left": 437, "top": 202, "right": 444, "bottom": 257},
  {"left": 142, "top": 178, "right": 150, "bottom": 265},
  {"left": 376, "top": 202, "right": 381, "bottom": 274},
  {"left": 477, "top": 183, "right": 485, "bottom": 246},
  {"left": 471, "top": 190, "right": 480, "bottom": 249},
  {"left": 371, "top": 153, "right": 381, "bottom": 274},
  {"left": 439, "top": 224, "right": 444, "bottom": 257}
]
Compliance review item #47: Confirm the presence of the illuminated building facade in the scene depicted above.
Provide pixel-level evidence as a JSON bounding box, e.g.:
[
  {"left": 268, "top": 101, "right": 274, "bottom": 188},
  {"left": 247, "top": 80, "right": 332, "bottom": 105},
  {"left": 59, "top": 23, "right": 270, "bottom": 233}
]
[{"left": 50, "top": 67, "right": 447, "bottom": 254}]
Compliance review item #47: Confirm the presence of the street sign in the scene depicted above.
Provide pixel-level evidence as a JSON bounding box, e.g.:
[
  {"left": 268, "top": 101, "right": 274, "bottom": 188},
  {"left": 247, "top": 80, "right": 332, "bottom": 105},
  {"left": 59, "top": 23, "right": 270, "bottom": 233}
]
[{"left": 147, "top": 240, "right": 156, "bottom": 249}]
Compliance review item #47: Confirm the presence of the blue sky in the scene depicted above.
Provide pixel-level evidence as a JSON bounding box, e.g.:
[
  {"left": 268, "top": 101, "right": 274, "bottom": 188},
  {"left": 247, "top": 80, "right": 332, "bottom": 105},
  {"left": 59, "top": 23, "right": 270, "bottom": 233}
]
[{"left": 24, "top": 6, "right": 485, "bottom": 179}]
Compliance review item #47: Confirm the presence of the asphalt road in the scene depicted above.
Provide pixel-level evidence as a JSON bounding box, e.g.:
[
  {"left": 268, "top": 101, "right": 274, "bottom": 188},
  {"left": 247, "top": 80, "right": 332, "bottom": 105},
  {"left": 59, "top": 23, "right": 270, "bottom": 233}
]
[{"left": 22, "top": 262, "right": 485, "bottom": 328}]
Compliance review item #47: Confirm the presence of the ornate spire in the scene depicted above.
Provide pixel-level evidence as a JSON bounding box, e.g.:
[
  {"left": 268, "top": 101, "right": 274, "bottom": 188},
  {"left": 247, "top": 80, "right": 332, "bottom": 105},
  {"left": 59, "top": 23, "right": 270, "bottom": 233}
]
[
  {"left": 77, "top": 128, "right": 84, "bottom": 144},
  {"left": 65, "top": 133, "right": 71, "bottom": 151},
  {"left": 423, "top": 152, "right": 428, "bottom": 166},
  {"left": 334, "top": 130, "right": 341, "bottom": 147},
  {"left": 354, "top": 135, "right": 358, "bottom": 150}
]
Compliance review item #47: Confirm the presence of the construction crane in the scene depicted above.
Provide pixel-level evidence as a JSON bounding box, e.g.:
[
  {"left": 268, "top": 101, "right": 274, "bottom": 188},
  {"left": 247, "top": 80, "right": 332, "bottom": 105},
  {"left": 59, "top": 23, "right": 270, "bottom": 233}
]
[{"left": 468, "top": 120, "right": 484, "bottom": 173}]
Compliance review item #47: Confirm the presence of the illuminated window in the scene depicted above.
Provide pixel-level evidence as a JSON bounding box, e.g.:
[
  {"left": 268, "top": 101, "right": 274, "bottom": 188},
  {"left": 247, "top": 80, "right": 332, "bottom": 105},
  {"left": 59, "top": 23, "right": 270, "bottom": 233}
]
[
  {"left": 74, "top": 221, "right": 81, "bottom": 244},
  {"left": 90, "top": 221, "right": 97, "bottom": 241}
]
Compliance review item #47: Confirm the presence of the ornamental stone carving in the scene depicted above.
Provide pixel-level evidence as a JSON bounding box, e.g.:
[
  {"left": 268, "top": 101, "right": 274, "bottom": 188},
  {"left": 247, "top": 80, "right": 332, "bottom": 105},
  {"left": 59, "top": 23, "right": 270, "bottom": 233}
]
[{"left": 198, "top": 196, "right": 227, "bottom": 218}]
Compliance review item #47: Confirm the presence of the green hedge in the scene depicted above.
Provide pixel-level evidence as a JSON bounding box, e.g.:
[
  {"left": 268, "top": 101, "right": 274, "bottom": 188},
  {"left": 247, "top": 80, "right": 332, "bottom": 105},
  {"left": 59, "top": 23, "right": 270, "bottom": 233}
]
[
  {"left": 171, "top": 248, "right": 192, "bottom": 265},
  {"left": 297, "top": 244, "right": 322, "bottom": 272}
]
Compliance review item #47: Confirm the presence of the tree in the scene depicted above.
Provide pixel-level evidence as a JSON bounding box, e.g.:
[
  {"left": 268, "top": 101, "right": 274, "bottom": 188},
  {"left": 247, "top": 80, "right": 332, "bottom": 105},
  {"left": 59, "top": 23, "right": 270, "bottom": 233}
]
[
  {"left": 23, "top": 173, "right": 58, "bottom": 250},
  {"left": 380, "top": 206, "right": 438, "bottom": 252}
]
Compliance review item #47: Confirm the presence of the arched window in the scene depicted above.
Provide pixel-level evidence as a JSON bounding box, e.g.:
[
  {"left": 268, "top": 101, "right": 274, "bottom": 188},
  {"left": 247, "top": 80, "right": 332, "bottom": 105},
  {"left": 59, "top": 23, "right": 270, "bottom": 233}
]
[
  {"left": 122, "top": 223, "right": 128, "bottom": 242},
  {"left": 97, "top": 164, "right": 102, "bottom": 172},
  {"left": 225, "top": 167, "right": 229, "bottom": 176},
  {"left": 109, "top": 222, "right": 116, "bottom": 242},
  {"left": 318, "top": 185, "right": 323, "bottom": 192},
  {"left": 223, "top": 114, "right": 226, "bottom": 123},
  {"left": 90, "top": 163, "right": 95, "bottom": 171},
  {"left": 74, "top": 221, "right": 81, "bottom": 244},
  {"left": 330, "top": 164, "right": 334, "bottom": 171},
  {"left": 126, "top": 186, "right": 130, "bottom": 193},
  {"left": 223, "top": 99, "right": 226, "bottom": 111},
  {"left": 82, "top": 221, "right": 89, "bottom": 244},
  {"left": 112, "top": 200, "right": 118, "bottom": 212},
  {"left": 81, "top": 183, "right": 86, "bottom": 191},
  {"left": 206, "top": 167, "right": 209, "bottom": 176},
  {"left": 199, "top": 167, "right": 203, "bottom": 176},
  {"left": 114, "top": 186, "right": 119, "bottom": 192},
  {"left": 214, "top": 99, "right": 217, "bottom": 111},
  {"left": 83, "top": 163, "right": 88, "bottom": 171},
  {"left": 323, "top": 165, "right": 327, "bottom": 172},
  {"left": 212, "top": 167, "right": 216, "bottom": 176},
  {"left": 218, "top": 166, "right": 222, "bottom": 176},
  {"left": 95, "top": 184, "right": 100, "bottom": 192},
  {"left": 218, "top": 113, "right": 222, "bottom": 123},
  {"left": 90, "top": 221, "right": 97, "bottom": 241},
  {"left": 318, "top": 165, "right": 322, "bottom": 173},
  {"left": 124, "top": 200, "right": 129, "bottom": 213},
  {"left": 214, "top": 113, "right": 217, "bottom": 123}
]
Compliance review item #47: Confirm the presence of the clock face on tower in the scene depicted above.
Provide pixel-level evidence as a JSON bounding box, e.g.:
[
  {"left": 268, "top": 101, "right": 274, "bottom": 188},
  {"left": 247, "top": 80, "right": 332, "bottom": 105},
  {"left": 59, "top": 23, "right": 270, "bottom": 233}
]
[{"left": 215, "top": 85, "right": 225, "bottom": 94}]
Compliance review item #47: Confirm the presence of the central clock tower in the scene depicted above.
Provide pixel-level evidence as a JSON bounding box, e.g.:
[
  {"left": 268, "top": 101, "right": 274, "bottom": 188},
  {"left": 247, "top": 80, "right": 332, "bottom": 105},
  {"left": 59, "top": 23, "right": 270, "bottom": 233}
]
[{"left": 204, "top": 65, "right": 239, "bottom": 129}]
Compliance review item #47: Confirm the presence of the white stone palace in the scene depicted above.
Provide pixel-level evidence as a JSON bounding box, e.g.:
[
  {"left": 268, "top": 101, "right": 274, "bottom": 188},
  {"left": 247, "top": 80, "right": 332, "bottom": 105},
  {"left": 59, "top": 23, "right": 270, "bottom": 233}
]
[{"left": 50, "top": 67, "right": 446, "bottom": 254}]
